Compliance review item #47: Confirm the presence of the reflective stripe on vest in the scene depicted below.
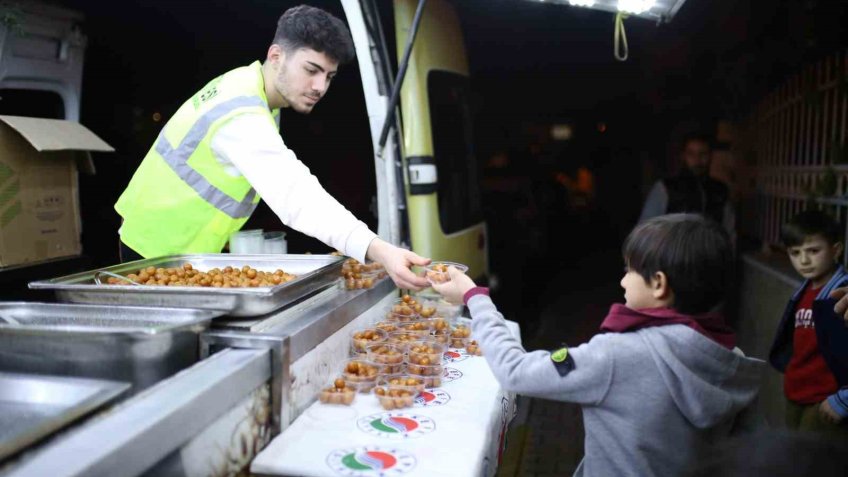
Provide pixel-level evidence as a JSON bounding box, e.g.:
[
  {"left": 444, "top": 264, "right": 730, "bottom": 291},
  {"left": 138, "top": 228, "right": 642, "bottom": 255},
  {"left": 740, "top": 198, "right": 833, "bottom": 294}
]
[{"left": 154, "top": 95, "right": 267, "bottom": 218}]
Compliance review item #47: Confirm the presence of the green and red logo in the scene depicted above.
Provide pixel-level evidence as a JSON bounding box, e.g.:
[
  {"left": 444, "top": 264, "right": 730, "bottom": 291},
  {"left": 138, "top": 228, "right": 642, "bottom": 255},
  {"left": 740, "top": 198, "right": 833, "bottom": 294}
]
[
  {"left": 443, "top": 349, "right": 470, "bottom": 363},
  {"left": 326, "top": 446, "right": 416, "bottom": 476},
  {"left": 357, "top": 412, "right": 436, "bottom": 439},
  {"left": 442, "top": 366, "right": 463, "bottom": 383},
  {"left": 414, "top": 388, "right": 451, "bottom": 407}
]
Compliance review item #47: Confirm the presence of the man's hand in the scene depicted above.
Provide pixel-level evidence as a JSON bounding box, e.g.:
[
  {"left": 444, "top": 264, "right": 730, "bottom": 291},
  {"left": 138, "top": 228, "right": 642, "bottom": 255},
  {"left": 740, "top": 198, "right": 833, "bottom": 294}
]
[
  {"left": 432, "top": 266, "right": 477, "bottom": 305},
  {"left": 819, "top": 399, "right": 843, "bottom": 424},
  {"left": 366, "top": 238, "right": 430, "bottom": 290},
  {"left": 830, "top": 287, "right": 848, "bottom": 325}
]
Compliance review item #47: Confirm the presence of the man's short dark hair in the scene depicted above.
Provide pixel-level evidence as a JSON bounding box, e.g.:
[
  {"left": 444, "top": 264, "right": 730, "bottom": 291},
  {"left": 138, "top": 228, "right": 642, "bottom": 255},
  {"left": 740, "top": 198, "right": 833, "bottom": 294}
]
[
  {"left": 781, "top": 209, "right": 842, "bottom": 247},
  {"left": 274, "top": 5, "right": 355, "bottom": 64},
  {"left": 623, "top": 214, "right": 733, "bottom": 315},
  {"left": 681, "top": 132, "right": 713, "bottom": 152}
]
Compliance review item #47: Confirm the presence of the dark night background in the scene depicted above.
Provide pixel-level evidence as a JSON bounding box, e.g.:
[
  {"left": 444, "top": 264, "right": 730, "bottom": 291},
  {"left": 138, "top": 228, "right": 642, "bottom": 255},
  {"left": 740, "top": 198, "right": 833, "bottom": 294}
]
[{"left": 2, "top": 0, "right": 847, "bottom": 330}]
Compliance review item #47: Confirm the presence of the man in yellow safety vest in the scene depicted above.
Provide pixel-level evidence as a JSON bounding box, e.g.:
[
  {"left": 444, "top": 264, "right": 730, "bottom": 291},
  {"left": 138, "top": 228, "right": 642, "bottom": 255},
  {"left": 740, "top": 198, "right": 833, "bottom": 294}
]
[{"left": 115, "top": 4, "right": 429, "bottom": 289}]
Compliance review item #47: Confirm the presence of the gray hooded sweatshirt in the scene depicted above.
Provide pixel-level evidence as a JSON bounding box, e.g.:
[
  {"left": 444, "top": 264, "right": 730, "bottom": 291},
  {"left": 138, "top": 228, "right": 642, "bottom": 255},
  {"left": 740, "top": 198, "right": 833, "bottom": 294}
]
[{"left": 467, "top": 295, "right": 766, "bottom": 477}]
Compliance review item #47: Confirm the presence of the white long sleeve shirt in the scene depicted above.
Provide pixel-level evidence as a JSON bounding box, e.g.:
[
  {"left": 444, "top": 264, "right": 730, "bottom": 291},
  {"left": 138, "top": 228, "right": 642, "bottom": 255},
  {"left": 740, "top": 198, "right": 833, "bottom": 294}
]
[{"left": 210, "top": 113, "right": 376, "bottom": 262}]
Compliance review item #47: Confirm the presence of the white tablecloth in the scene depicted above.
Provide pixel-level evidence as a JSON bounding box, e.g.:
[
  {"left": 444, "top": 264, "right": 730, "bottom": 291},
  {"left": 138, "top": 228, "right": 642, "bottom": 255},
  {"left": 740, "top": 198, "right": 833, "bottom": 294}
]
[{"left": 251, "top": 322, "right": 520, "bottom": 477}]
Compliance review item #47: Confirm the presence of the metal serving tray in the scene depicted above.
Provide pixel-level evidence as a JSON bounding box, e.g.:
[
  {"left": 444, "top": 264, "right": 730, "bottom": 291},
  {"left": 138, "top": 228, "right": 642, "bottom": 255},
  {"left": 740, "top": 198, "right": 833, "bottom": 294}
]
[
  {"left": 0, "top": 302, "right": 222, "bottom": 393},
  {"left": 0, "top": 372, "right": 129, "bottom": 461},
  {"left": 29, "top": 254, "right": 345, "bottom": 317}
]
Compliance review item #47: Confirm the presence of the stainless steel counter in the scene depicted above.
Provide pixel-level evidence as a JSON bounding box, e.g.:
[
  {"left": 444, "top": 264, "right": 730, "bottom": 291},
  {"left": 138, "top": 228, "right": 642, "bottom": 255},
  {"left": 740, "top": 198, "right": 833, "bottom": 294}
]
[{"left": 1, "top": 275, "right": 398, "bottom": 476}]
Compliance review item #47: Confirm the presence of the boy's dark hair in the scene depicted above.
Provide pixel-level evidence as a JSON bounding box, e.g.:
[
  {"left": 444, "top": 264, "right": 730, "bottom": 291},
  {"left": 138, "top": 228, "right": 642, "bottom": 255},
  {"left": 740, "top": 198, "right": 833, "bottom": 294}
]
[
  {"left": 623, "top": 214, "right": 732, "bottom": 315},
  {"left": 274, "top": 5, "right": 355, "bottom": 64},
  {"left": 781, "top": 209, "right": 842, "bottom": 247}
]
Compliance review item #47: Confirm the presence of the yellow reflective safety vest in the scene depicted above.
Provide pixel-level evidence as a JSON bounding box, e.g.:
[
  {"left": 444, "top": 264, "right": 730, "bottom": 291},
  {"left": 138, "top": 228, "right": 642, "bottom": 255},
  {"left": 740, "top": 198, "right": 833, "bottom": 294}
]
[{"left": 115, "top": 62, "right": 279, "bottom": 258}]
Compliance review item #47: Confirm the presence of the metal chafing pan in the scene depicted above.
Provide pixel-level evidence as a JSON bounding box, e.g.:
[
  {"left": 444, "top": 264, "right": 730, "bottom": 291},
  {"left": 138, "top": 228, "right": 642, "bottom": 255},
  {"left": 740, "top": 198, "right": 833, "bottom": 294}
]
[
  {"left": 29, "top": 254, "right": 345, "bottom": 316},
  {"left": 0, "top": 302, "right": 221, "bottom": 394},
  {"left": 0, "top": 372, "right": 129, "bottom": 461}
]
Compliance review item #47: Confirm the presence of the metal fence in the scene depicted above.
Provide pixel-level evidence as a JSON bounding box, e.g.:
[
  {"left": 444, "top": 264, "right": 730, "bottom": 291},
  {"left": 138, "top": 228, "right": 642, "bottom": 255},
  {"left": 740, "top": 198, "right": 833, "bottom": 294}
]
[{"left": 744, "top": 49, "right": 848, "bottom": 254}]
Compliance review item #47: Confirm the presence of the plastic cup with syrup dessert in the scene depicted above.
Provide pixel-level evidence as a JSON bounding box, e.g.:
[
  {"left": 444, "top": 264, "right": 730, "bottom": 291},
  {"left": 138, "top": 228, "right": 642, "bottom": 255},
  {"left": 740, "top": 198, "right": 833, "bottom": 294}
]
[
  {"left": 341, "top": 258, "right": 385, "bottom": 290},
  {"left": 341, "top": 358, "right": 384, "bottom": 393},
  {"left": 385, "top": 295, "right": 421, "bottom": 321},
  {"left": 414, "top": 289, "right": 465, "bottom": 321},
  {"left": 407, "top": 363, "right": 445, "bottom": 388},
  {"left": 407, "top": 340, "right": 446, "bottom": 366},
  {"left": 318, "top": 377, "right": 356, "bottom": 405},
  {"left": 350, "top": 327, "right": 387, "bottom": 354},
  {"left": 425, "top": 261, "right": 469, "bottom": 285},
  {"left": 374, "top": 321, "right": 399, "bottom": 334},
  {"left": 428, "top": 317, "right": 450, "bottom": 333},
  {"left": 431, "top": 327, "right": 451, "bottom": 346},
  {"left": 394, "top": 319, "right": 434, "bottom": 336},
  {"left": 387, "top": 332, "right": 436, "bottom": 353},
  {"left": 466, "top": 340, "right": 483, "bottom": 356},
  {"left": 407, "top": 346, "right": 445, "bottom": 388},
  {"left": 366, "top": 343, "right": 404, "bottom": 373},
  {"left": 373, "top": 376, "right": 424, "bottom": 410},
  {"left": 450, "top": 324, "right": 472, "bottom": 348}
]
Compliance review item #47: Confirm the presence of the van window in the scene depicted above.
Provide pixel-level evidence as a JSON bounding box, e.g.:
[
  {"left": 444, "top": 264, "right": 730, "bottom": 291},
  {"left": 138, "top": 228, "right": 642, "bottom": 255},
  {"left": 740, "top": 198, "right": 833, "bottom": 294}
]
[
  {"left": 0, "top": 89, "right": 65, "bottom": 119},
  {"left": 428, "top": 70, "right": 482, "bottom": 234}
]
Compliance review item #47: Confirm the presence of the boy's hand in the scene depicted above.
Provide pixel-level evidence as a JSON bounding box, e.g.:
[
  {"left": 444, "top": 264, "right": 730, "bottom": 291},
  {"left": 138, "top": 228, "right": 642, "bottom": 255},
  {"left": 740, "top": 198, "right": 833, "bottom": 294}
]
[
  {"left": 431, "top": 266, "right": 477, "bottom": 305},
  {"left": 830, "top": 287, "right": 848, "bottom": 325},
  {"left": 819, "top": 399, "right": 843, "bottom": 424}
]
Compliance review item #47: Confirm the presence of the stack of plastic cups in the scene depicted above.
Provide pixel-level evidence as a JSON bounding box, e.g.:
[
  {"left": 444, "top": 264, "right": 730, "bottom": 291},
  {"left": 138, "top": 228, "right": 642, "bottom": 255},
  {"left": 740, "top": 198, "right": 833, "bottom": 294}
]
[
  {"left": 229, "top": 229, "right": 264, "bottom": 254},
  {"left": 263, "top": 231, "right": 287, "bottom": 254}
]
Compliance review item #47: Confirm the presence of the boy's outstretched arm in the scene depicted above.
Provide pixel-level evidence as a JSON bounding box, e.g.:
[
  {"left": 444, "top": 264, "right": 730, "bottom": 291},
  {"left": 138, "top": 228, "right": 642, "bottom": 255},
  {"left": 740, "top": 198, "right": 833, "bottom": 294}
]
[
  {"left": 822, "top": 388, "right": 848, "bottom": 423},
  {"left": 829, "top": 287, "right": 848, "bottom": 324},
  {"left": 433, "top": 267, "right": 615, "bottom": 405}
]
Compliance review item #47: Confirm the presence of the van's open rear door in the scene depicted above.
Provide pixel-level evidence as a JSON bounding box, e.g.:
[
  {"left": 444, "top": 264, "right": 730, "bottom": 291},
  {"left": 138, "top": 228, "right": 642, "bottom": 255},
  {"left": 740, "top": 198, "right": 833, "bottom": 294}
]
[{"left": 394, "top": 0, "right": 488, "bottom": 280}]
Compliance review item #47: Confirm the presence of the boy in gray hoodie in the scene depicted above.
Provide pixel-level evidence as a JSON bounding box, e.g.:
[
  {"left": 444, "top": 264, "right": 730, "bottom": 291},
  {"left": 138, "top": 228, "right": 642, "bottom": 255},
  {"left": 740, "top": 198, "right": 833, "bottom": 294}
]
[{"left": 432, "top": 213, "right": 765, "bottom": 477}]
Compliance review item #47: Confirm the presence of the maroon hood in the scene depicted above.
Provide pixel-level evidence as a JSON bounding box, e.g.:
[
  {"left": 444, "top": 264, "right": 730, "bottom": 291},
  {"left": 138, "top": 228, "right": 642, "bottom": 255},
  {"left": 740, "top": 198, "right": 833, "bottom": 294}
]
[{"left": 599, "top": 304, "right": 736, "bottom": 349}]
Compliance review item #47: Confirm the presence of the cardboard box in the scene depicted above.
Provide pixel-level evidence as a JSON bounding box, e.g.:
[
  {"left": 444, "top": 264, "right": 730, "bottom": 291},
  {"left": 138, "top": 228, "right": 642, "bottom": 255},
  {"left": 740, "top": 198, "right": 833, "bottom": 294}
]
[{"left": 0, "top": 115, "right": 113, "bottom": 268}]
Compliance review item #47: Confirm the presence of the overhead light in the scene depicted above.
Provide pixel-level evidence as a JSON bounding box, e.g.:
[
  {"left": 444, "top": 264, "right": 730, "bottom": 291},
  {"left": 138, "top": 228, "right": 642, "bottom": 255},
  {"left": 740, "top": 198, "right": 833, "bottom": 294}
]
[
  {"left": 617, "top": 0, "right": 654, "bottom": 14},
  {"left": 523, "top": 0, "right": 687, "bottom": 22},
  {"left": 551, "top": 124, "right": 574, "bottom": 141}
]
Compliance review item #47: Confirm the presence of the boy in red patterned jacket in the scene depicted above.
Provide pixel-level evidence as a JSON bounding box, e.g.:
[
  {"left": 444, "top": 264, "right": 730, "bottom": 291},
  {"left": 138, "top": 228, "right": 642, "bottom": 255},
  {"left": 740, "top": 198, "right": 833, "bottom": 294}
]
[{"left": 770, "top": 209, "right": 848, "bottom": 434}]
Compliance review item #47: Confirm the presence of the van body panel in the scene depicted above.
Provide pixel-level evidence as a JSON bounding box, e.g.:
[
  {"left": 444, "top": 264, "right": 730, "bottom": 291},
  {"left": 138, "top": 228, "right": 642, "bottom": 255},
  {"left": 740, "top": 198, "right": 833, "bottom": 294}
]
[{"left": 394, "top": 0, "right": 488, "bottom": 279}]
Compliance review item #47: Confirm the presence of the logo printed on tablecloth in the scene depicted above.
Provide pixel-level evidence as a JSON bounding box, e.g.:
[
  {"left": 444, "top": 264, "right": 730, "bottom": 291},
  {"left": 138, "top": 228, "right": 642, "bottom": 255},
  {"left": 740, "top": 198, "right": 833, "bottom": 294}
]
[
  {"left": 414, "top": 388, "right": 451, "bottom": 407},
  {"left": 442, "top": 367, "right": 463, "bottom": 383},
  {"left": 443, "top": 349, "right": 470, "bottom": 363},
  {"left": 326, "top": 446, "right": 416, "bottom": 476},
  {"left": 357, "top": 412, "right": 436, "bottom": 439}
]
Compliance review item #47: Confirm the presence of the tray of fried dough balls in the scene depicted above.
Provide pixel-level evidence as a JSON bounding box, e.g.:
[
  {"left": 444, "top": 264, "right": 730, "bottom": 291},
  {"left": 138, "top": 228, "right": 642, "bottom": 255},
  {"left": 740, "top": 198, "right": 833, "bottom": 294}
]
[{"left": 29, "top": 254, "right": 345, "bottom": 317}]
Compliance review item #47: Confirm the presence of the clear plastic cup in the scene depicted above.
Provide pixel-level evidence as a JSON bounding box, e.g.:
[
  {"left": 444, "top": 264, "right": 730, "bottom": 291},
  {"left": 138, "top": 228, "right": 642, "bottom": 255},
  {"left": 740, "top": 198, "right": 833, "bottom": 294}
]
[
  {"left": 384, "top": 300, "right": 420, "bottom": 321},
  {"left": 394, "top": 319, "right": 435, "bottom": 335},
  {"left": 414, "top": 289, "right": 465, "bottom": 321},
  {"left": 374, "top": 321, "right": 399, "bottom": 334},
  {"left": 263, "top": 231, "right": 287, "bottom": 254},
  {"left": 425, "top": 261, "right": 469, "bottom": 285},
  {"left": 350, "top": 327, "right": 388, "bottom": 355},
  {"left": 373, "top": 377, "right": 419, "bottom": 411},
  {"left": 449, "top": 324, "right": 472, "bottom": 348},
  {"left": 341, "top": 358, "right": 384, "bottom": 393},
  {"left": 229, "top": 229, "right": 264, "bottom": 254},
  {"left": 407, "top": 340, "right": 446, "bottom": 366},
  {"left": 318, "top": 377, "right": 356, "bottom": 405},
  {"left": 366, "top": 343, "right": 404, "bottom": 373},
  {"left": 431, "top": 328, "right": 451, "bottom": 346},
  {"left": 428, "top": 317, "right": 451, "bottom": 333},
  {"left": 388, "top": 331, "right": 436, "bottom": 352},
  {"left": 407, "top": 363, "right": 445, "bottom": 388},
  {"left": 344, "top": 271, "right": 381, "bottom": 290}
]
